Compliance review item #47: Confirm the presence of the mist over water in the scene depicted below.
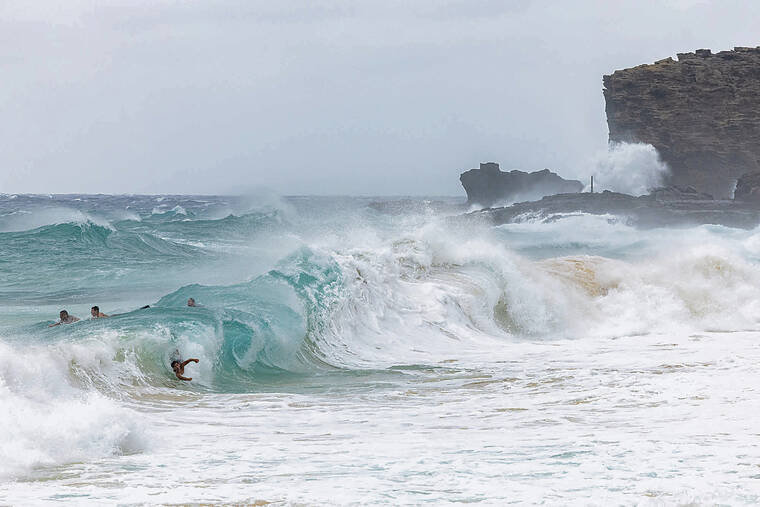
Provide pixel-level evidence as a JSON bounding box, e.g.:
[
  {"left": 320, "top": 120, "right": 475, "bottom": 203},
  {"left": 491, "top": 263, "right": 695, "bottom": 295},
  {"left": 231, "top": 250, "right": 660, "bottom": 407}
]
[{"left": 2, "top": 194, "right": 760, "bottom": 504}]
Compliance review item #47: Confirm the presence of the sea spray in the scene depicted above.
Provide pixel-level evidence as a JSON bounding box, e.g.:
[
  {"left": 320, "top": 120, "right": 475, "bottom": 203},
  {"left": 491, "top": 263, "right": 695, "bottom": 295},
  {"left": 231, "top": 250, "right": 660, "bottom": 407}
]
[{"left": 588, "top": 142, "right": 670, "bottom": 195}]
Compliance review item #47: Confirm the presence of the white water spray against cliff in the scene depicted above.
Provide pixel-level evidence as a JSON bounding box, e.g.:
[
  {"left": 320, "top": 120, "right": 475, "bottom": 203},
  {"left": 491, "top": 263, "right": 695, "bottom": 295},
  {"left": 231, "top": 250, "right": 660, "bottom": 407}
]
[{"left": 589, "top": 142, "right": 670, "bottom": 195}]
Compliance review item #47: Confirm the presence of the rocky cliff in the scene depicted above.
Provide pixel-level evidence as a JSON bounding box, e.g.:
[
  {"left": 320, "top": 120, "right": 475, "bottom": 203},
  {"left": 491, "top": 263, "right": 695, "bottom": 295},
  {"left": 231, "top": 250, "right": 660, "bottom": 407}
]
[
  {"left": 460, "top": 162, "right": 583, "bottom": 208},
  {"left": 734, "top": 171, "right": 760, "bottom": 202},
  {"left": 603, "top": 47, "right": 760, "bottom": 198}
]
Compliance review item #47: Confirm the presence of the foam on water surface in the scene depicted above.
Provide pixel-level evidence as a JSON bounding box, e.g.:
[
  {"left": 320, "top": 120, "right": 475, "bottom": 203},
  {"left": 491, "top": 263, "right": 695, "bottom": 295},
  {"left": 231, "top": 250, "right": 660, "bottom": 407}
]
[{"left": 1, "top": 194, "right": 760, "bottom": 504}]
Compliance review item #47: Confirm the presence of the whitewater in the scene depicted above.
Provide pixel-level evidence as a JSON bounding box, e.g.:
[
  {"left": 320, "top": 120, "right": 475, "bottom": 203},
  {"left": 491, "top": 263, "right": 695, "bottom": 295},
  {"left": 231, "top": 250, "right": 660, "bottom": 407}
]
[{"left": 1, "top": 193, "right": 760, "bottom": 505}]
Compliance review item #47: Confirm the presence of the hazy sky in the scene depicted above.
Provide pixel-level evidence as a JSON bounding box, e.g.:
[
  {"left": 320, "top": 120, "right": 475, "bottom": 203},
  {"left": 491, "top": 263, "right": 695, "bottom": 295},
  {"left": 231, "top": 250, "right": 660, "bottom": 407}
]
[{"left": 1, "top": 0, "right": 758, "bottom": 195}]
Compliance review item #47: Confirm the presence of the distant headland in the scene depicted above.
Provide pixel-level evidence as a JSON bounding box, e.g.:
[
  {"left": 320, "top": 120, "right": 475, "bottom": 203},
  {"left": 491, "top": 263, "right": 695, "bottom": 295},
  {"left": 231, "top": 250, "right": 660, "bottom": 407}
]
[
  {"left": 456, "top": 46, "right": 760, "bottom": 229},
  {"left": 604, "top": 46, "right": 760, "bottom": 198}
]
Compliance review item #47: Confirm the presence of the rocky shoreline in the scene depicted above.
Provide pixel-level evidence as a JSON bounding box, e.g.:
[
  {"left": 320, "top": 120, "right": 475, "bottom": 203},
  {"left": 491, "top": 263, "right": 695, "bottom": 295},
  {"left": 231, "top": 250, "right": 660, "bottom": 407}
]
[
  {"left": 458, "top": 189, "right": 760, "bottom": 229},
  {"left": 451, "top": 46, "right": 760, "bottom": 230},
  {"left": 604, "top": 47, "right": 760, "bottom": 198}
]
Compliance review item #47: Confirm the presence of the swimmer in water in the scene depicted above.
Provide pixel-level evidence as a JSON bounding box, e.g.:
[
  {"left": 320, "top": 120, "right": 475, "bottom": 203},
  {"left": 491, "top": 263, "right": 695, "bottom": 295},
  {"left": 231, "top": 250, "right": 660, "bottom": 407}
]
[
  {"left": 187, "top": 298, "right": 198, "bottom": 307},
  {"left": 90, "top": 306, "right": 109, "bottom": 318},
  {"left": 171, "top": 358, "right": 200, "bottom": 381},
  {"left": 48, "top": 310, "right": 79, "bottom": 327}
]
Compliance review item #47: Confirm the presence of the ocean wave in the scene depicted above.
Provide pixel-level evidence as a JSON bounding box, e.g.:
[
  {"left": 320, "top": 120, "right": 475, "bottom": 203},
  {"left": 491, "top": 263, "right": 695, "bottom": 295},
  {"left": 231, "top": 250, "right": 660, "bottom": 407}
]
[
  {"left": 148, "top": 210, "right": 287, "bottom": 241},
  {"left": 18, "top": 231, "right": 760, "bottom": 387},
  {"left": 0, "top": 207, "right": 114, "bottom": 233},
  {"left": 108, "top": 209, "right": 142, "bottom": 222},
  {"left": 0, "top": 221, "right": 202, "bottom": 259},
  {"left": 0, "top": 340, "right": 146, "bottom": 479},
  {"left": 150, "top": 205, "right": 189, "bottom": 218},
  {"left": 2, "top": 228, "right": 760, "bottom": 478}
]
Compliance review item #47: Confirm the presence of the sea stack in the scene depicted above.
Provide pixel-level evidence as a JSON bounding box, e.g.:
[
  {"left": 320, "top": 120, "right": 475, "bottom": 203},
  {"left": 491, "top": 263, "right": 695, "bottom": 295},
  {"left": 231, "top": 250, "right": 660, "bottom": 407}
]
[
  {"left": 603, "top": 47, "right": 760, "bottom": 198},
  {"left": 459, "top": 163, "right": 583, "bottom": 208}
]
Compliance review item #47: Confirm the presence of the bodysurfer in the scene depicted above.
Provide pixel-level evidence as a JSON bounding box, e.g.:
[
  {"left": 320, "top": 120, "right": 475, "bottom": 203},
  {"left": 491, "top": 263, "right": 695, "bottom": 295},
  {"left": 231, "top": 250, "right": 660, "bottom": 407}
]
[
  {"left": 90, "top": 306, "right": 109, "bottom": 318},
  {"left": 48, "top": 310, "right": 79, "bottom": 327},
  {"left": 187, "top": 298, "right": 198, "bottom": 307},
  {"left": 171, "top": 358, "right": 200, "bottom": 381}
]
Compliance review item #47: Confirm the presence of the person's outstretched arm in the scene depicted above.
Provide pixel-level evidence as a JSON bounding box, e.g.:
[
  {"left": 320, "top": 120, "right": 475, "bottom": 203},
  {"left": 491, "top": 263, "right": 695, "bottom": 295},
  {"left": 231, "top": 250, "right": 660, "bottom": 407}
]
[
  {"left": 48, "top": 322, "right": 60, "bottom": 327},
  {"left": 175, "top": 372, "right": 192, "bottom": 381},
  {"left": 181, "top": 358, "right": 199, "bottom": 368}
]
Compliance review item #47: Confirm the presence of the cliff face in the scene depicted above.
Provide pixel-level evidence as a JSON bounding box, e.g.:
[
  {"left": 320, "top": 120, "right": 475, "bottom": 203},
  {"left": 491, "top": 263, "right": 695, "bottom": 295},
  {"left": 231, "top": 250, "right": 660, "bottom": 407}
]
[
  {"left": 734, "top": 171, "right": 760, "bottom": 202},
  {"left": 460, "top": 163, "right": 583, "bottom": 208},
  {"left": 603, "top": 47, "right": 760, "bottom": 198}
]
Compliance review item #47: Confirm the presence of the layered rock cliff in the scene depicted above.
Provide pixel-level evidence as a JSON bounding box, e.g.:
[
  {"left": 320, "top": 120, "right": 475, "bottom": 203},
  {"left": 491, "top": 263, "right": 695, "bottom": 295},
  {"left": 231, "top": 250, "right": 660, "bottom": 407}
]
[
  {"left": 460, "top": 162, "right": 583, "bottom": 208},
  {"left": 603, "top": 47, "right": 760, "bottom": 198},
  {"left": 734, "top": 171, "right": 760, "bottom": 202}
]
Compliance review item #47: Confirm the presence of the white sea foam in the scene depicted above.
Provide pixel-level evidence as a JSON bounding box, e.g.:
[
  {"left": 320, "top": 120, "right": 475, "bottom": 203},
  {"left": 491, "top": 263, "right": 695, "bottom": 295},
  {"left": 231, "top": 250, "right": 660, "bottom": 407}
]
[
  {"left": 0, "top": 340, "right": 147, "bottom": 479},
  {"left": 305, "top": 219, "right": 760, "bottom": 372},
  {"left": 149, "top": 204, "right": 189, "bottom": 217},
  {"left": 107, "top": 209, "right": 142, "bottom": 222},
  {"left": 3, "top": 195, "right": 760, "bottom": 504}
]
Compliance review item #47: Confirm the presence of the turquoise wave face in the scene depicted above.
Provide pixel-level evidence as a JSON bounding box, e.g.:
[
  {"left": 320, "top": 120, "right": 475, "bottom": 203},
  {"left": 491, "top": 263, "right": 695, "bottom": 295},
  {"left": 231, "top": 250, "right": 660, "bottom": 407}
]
[
  {"left": 7, "top": 244, "right": 348, "bottom": 392},
  {"left": 0, "top": 196, "right": 290, "bottom": 304},
  {"left": 4, "top": 193, "right": 760, "bottom": 397},
  {"left": 0, "top": 193, "right": 475, "bottom": 394},
  {"left": 0, "top": 195, "right": 354, "bottom": 392},
  {"left": 152, "top": 246, "right": 346, "bottom": 378},
  {"left": 0, "top": 252, "right": 348, "bottom": 396}
]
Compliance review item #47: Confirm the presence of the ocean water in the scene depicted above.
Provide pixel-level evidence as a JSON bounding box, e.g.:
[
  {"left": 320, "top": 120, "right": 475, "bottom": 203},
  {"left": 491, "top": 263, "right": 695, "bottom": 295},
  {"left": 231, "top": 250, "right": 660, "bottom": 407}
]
[{"left": 2, "top": 193, "right": 760, "bottom": 505}]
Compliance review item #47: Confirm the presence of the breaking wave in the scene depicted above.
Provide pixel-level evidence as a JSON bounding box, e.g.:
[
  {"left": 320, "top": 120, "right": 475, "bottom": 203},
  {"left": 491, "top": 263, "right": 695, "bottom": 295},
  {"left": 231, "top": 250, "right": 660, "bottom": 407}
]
[
  {"left": 3, "top": 194, "right": 760, "bottom": 479},
  {"left": 6, "top": 225, "right": 760, "bottom": 388}
]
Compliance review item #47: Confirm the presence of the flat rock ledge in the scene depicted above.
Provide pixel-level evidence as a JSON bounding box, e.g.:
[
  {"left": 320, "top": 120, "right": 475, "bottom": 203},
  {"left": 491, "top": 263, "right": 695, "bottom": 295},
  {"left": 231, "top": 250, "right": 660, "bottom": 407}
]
[{"left": 456, "top": 190, "right": 760, "bottom": 229}]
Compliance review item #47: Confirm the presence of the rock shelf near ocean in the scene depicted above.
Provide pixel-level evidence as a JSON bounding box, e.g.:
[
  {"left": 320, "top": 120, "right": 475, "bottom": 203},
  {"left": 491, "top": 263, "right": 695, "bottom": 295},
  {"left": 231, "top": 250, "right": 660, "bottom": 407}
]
[
  {"left": 453, "top": 47, "right": 760, "bottom": 230},
  {"left": 603, "top": 47, "right": 760, "bottom": 198},
  {"left": 459, "top": 189, "right": 760, "bottom": 229}
]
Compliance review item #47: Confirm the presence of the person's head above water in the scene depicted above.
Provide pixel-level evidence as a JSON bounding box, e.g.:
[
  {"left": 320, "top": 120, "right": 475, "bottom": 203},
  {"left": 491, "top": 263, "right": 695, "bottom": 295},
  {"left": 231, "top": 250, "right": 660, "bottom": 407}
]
[
  {"left": 171, "top": 360, "right": 180, "bottom": 371},
  {"left": 49, "top": 309, "right": 78, "bottom": 327},
  {"left": 90, "top": 306, "right": 109, "bottom": 318},
  {"left": 187, "top": 298, "right": 196, "bottom": 307}
]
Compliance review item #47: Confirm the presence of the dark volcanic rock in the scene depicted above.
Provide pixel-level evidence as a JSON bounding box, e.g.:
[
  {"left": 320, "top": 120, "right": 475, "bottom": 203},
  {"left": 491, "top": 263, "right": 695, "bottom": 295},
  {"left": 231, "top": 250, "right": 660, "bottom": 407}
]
[
  {"left": 603, "top": 47, "right": 760, "bottom": 198},
  {"left": 458, "top": 191, "right": 760, "bottom": 230},
  {"left": 459, "top": 162, "right": 583, "bottom": 208},
  {"left": 648, "top": 185, "right": 713, "bottom": 202},
  {"left": 734, "top": 172, "right": 760, "bottom": 202}
]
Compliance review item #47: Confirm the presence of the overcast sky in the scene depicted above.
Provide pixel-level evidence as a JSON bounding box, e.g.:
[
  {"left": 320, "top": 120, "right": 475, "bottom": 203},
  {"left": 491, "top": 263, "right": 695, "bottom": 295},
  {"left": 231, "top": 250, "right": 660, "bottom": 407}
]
[{"left": 1, "top": 0, "right": 758, "bottom": 195}]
